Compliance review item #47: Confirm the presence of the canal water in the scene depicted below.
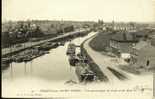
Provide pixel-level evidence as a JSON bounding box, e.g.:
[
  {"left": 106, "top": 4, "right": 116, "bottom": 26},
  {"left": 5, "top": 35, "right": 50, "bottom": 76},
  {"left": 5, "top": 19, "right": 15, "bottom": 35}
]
[
  {"left": 2, "top": 31, "right": 153, "bottom": 98},
  {"left": 2, "top": 32, "right": 97, "bottom": 97}
]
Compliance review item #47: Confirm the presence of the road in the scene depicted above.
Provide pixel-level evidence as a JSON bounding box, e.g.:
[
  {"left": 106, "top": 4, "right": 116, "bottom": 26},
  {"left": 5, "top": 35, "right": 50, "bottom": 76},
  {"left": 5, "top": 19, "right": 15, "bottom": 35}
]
[{"left": 83, "top": 35, "right": 153, "bottom": 84}]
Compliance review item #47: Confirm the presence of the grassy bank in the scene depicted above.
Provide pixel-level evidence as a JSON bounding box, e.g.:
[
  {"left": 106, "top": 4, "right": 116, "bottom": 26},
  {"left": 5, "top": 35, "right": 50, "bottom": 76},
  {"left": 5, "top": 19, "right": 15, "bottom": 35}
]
[{"left": 89, "top": 32, "right": 115, "bottom": 52}]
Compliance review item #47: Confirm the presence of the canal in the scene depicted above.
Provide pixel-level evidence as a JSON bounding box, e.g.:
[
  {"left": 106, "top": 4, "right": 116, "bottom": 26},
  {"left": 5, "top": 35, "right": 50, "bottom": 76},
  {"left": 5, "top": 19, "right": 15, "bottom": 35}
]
[{"left": 2, "top": 32, "right": 97, "bottom": 97}]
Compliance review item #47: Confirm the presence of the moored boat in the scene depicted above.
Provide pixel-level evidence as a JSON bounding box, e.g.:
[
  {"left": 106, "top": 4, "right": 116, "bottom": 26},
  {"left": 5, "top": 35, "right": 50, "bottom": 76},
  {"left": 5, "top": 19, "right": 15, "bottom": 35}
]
[
  {"left": 23, "top": 56, "right": 33, "bottom": 62},
  {"left": 68, "top": 55, "right": 79, "bottom": 66},
  {"left": 58, "top": 41, "right": 65, "bottom": 46},
  {"left": 39, "top": 42, "right": 59, "bottom": 51},
  {"left": 75, "top": 65, "right": 95, "bottom": 82},
  {"left": 66, "top": 43, "right": 76, "bottom": 55},
  {"left": 2, "top": 58, "right": 13, "bottom": 64}
]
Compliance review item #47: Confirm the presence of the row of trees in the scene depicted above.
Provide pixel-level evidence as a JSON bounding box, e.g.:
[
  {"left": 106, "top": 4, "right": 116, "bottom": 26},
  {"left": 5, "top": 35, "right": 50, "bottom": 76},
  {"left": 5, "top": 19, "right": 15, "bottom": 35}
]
[
  {"left": 2, "top": 21, "right": 75, "bottom": 48},
  {"left": 2, "top": 22, "right": 44, "bottom": 48}
]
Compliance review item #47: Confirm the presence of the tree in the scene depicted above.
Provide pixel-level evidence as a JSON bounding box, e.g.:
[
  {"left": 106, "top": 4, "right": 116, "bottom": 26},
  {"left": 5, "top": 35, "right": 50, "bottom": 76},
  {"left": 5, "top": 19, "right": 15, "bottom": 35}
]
[
  {"left": 33, "top": 26, "right": 44, "bottom": 37},
  {"left": 2, "top": 32, "right": 10, "bottom": 47}
]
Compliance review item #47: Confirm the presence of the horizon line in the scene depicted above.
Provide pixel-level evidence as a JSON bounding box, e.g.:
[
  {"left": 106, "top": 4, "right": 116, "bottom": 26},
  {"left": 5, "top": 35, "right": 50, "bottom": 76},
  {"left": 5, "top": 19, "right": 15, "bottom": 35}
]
[{"left": 2, "top": 19, "right": 155, "bottom": 24}]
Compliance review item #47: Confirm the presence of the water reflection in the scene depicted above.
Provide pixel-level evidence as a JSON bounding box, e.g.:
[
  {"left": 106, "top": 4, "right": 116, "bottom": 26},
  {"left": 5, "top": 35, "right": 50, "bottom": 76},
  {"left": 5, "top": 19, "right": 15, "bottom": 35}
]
[
  {"left": 10, "top": 63, "right": 13, "bottom": 79},
  {"left": 24, "top": 63, "right": 27, "bottom": 75},
  {"left": 2, "top": 32, "right": 96, "bottom": 82},
  {"left": 30, "top": 61, "right": 33, "bottom": 75}
]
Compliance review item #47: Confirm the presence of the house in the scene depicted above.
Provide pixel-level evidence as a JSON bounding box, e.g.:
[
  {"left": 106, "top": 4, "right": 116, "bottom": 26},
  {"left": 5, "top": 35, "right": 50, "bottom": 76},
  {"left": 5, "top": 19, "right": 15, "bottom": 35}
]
[
  {"left": 109, "top": 32, "right": 138, "bottom": 58},
  {"left": 132, "top": 41, "right": 155, "bottom": 67},
  {"left": 132, "top": 41, "right": 148, "bottom": 54},
  {"left": 150, "top": 34, "right": 155, "bottom": 47}
]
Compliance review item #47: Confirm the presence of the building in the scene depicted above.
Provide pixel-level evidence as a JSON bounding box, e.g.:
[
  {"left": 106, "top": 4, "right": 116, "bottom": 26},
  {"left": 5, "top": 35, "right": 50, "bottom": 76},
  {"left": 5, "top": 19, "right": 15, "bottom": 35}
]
[
  {"left": 132, "top": 41, "right": 155, "bottom": 68},
  {"left": 109, "top": 32, "right": 138, "bottom": 58},
  {"left": 149, "top": 34, "right": 155, "bottom": 47}
]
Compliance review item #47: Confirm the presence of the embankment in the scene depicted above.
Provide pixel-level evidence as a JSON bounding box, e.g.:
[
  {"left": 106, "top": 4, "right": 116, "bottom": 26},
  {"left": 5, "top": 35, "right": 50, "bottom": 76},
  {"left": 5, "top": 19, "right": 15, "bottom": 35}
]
[{"left": 80, "top": 34, "right": 109, "bottom": 82}]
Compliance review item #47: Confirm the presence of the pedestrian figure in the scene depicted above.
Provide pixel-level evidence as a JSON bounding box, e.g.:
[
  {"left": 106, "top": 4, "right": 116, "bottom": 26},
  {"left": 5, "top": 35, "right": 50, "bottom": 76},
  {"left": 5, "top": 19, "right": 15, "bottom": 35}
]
[{"left": 146, "top": 60, "right": 150, "bottom": 66}]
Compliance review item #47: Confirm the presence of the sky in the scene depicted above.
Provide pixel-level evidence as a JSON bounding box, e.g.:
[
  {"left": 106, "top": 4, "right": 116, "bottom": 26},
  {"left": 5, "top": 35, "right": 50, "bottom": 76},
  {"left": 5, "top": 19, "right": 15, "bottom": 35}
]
[{"left": 2, "top": 0, "right": 155, "bottom": 22}]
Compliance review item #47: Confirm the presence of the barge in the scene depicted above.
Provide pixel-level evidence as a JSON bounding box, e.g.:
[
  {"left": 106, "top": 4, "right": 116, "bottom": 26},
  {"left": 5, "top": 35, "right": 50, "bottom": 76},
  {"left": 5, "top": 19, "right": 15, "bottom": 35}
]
[
  {"left": 68, "top": 55, "right": 79, "bottom": 66},
  {"left": 66, "top": 43, "right": 76, "bottom": 55},
  {"left": 2, "top": 58, "right": 13, "bottom": 64},
  {"left": 58, "top": 41, "right": 65, "bottom": 46},
  {"left": 38, "top": 42, "right": 59, "bottom": 51},
  {"left": 75, "top": 64, "right": 95, "bottom": 82}
]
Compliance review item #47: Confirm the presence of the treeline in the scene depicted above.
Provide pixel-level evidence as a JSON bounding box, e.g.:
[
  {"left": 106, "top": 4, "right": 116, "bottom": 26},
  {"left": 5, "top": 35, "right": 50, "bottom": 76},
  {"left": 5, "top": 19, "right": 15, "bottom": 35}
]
[{"left": 2, "top": 21, "right": 75, "bottom": 48}]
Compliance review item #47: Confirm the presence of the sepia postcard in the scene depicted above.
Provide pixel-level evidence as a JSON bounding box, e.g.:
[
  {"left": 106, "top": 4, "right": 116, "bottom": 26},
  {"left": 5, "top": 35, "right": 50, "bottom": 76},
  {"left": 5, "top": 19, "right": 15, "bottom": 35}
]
[{"left": 1, "top": 0, "right": 155, "bottom": 99}]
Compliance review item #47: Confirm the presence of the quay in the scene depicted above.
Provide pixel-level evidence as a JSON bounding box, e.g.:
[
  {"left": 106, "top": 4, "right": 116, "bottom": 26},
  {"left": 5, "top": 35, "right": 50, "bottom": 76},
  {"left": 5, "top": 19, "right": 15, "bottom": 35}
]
[
  {"left": 80, "top": 35, "right": 109, "bottom": 82},
  {"left": 2, "top": 29, "right": 90, "bottom": 57}
]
